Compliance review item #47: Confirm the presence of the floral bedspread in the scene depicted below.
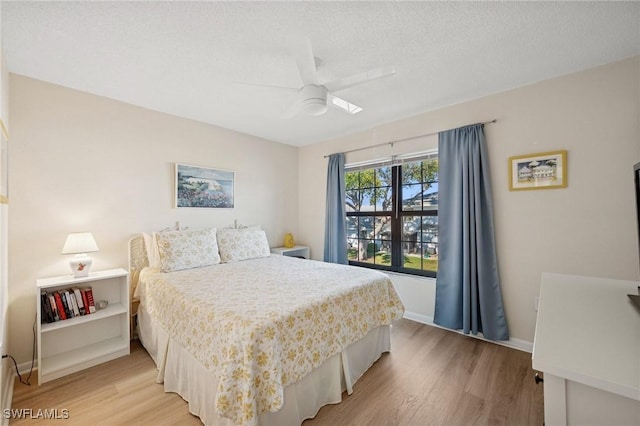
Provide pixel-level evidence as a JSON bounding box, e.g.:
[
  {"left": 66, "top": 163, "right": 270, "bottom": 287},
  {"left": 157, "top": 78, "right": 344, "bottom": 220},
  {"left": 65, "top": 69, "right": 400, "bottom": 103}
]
[{"left": 139, "top": 255, "right": 404, "bottom": 426}]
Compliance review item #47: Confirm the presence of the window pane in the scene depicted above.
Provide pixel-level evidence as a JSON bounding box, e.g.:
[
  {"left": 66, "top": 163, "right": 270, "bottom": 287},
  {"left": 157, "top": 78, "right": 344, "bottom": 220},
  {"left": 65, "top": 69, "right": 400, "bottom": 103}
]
[
  {"left": 403, "top": 246, "right": 422, "bottom": 270},
  {"left": 347, "top": 248, "right": 358, "bottom": 260},
  {"left": 375, "top": 167, "right": 392, "bottom": 186},
  {"left": 402, "top": 216, "right": 421, "bottom": 270},
  {"left": 361, "top": 191, "right": 374, "bottom": 212},
  {"left": 422, "top": 159, "right": 438, "bottom": 183},
  {"left": 375, "top": 239, "right": 391, "bottom": 266},
  {"left": 421, "top": 216, "right": 438, "bottom": 234},
  {"left": 348, "top": 244, "right": 358, "bottom": 260},
  {"left": 345, "top": 170, "right": 360, "bottom": 190},
  {"left": 402, "top": 216, "right": 421, "bottom": 239},
  {"left": 375, "top": 216, "right": 392, "bottom": 240},
  {"left": 346, "top": 216, "right": 358, "bottom": 251},
  {"left": 374, "top": 187, "right": 392, "bottom": 211},
  {"left": 358, "top": 239, "right": 375, "bottom": 262},
  {"left": 359, "top": 216, "right": 375, "bottom": 239},
  {"left": 423, "top": 182, "right": 438, "bottom": 207},
  {"left": 402, "top": 184, "right": 422, "bottom": 211},
  {"left": 422, "top": 242, "right": 438, "bottom": 271},
  {"left": 402, "top": 161, "right": 421, "bottom": 185},
  {"left": 422, "top": 216, "right": 438, "bottom": 272},
  {"left": 346, "top": 190, "right": 359, "bottom": 212},
  {"left": 359, "top": 169, "right": 376, "bottom": 189}
]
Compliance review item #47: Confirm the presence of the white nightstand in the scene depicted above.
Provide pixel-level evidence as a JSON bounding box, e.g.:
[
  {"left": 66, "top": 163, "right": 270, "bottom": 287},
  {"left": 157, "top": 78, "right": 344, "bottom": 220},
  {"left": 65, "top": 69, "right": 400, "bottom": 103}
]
[
  {"left": 36, "top": 268, "right": 130, "bottom": 384},
  {"left": 271, "top": 245, "right": 310, "bottom": 259}
]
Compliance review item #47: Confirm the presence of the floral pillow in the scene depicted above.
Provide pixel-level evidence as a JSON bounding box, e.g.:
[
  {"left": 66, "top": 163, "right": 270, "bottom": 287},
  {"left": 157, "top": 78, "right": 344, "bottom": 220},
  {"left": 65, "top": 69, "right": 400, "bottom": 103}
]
[
  {"left": 217, "top": 228, "right": 271, "bottom": 263},
  {"left": 142, "top": 232, "right": 161, "bottom": 269},
  {"left": 155, "top": 228, "right": 221, "bottom": 272}
]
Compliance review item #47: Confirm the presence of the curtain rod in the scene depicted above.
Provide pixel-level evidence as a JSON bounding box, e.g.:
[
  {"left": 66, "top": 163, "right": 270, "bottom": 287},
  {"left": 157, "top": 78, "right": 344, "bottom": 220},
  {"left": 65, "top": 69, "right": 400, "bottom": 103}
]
[{"left": 323, "top": 119, "right": 497, "bottom": 158}]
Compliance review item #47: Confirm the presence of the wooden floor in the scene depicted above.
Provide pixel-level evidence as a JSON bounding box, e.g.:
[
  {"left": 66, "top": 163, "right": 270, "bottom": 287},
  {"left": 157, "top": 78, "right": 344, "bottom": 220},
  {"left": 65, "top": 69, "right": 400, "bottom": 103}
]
[{"left": 11, "top": 319, "right": 544, "bottom": 425}]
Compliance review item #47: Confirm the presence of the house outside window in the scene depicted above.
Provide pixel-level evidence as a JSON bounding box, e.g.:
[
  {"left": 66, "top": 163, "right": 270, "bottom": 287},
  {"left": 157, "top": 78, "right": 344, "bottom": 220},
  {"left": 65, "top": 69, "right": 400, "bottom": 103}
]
[{"left": 345, "top": 152, "right": 438, "bottom": 277}]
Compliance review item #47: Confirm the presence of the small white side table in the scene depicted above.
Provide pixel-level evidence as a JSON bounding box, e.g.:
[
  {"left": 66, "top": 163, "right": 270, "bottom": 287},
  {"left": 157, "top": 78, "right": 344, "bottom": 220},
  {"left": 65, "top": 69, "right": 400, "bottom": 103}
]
[
  {"left": 36, "top": 268, "right": 130, "bottom": 384},
  {"left": 271, "top": 245, "right": 310, "bottom": 259}
]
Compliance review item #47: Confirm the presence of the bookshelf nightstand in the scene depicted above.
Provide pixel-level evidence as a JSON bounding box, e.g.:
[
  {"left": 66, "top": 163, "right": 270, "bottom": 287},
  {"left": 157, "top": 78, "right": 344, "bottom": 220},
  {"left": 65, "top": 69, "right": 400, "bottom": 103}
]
[
  {"left": 270, "top": 245, "right": 310, "bottom": 259},
  {"left": 36, "top": 268, "right": 130, "bottom": 385}
]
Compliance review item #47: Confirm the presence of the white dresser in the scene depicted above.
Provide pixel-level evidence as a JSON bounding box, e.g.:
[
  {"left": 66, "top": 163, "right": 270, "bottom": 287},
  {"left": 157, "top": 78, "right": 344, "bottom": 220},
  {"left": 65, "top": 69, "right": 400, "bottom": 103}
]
[{"left": 532, "top": 273, "right": 640, "bottom": 425}]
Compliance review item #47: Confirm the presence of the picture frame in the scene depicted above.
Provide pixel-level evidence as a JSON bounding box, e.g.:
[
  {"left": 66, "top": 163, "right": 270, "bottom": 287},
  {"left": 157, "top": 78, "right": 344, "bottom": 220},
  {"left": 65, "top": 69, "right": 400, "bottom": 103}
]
[
  {"left": 509, "top": 150, "right": 567, "bottom": 191},
  {"left": 175, "top": 163, "right": 235, "bottom": 208}
]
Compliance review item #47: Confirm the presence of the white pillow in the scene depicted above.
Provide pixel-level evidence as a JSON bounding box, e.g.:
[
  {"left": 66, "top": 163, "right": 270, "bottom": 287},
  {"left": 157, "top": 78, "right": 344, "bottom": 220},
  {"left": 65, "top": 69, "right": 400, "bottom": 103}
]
[
  {"left": 217, "top": 228, "right": 271, "bottom": 263},
  {"left": 142, "top": 232, "right": 161, "bottom": 269},
  {"left": 155, "top": 228, "right": 221, "bottom": 272}
]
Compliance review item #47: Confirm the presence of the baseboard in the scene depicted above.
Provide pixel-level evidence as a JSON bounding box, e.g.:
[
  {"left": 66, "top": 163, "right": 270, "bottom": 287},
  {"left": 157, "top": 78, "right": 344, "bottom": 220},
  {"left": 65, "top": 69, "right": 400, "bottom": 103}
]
[
  {"left": 16, "top": 361, "right": 36, "bottom": 378},
  {"left": 402, "top": 311, "right": 533, "bottom": 353}
]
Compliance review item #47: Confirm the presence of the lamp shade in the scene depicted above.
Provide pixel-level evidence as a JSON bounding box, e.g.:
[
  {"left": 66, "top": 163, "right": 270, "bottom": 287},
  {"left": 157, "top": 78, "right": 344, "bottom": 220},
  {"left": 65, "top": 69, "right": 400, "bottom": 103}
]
[{"left": 61, "top": 233, "right": 99, "bottom": 255}]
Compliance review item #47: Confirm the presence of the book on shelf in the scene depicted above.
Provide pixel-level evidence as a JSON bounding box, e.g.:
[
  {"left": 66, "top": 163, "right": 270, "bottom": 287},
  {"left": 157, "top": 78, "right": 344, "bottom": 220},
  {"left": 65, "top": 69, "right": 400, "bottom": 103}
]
[
  {"left": 59, "top": 291, "right": 68, "bottom": 318},
  {"left": 82, "top": 287, "right": 96, "bottom": 314},
  {"left": 40, "top": 291, "right": 54, "bottom": 324},
  {"left": 47, "top": 293, "right": 60, "bottom": 322},
  {"left": 62, "top": 290, "right": 74, "bottom": 318},
  {"left": 80, "top": 288, "right": 90, "bottom": 315},
  {"left": 72, "top": 287, "right": 86, "bottom": 315},
  {"left": 53, "top": 291, "right": 67, "bottom": 320},
  {"left": 68, "top": 289, "right": 80, "bottom": 317}
]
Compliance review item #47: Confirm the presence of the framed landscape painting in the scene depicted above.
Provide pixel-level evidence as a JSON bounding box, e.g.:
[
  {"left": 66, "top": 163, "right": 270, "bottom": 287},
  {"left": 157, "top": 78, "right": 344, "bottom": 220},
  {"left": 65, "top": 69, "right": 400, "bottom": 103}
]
[
  {"left": 509, "top": 150, "right": 567, "bottom": 191},
  {"left": 175, "top": 163, "right": 235, "bottom": 208}
]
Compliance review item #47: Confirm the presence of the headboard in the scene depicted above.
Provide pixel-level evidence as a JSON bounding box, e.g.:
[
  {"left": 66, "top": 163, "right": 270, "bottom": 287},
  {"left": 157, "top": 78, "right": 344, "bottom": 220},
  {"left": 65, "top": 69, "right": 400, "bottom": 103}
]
[{"left": 128, "top": 234, "right": 149, "bottom": 300}]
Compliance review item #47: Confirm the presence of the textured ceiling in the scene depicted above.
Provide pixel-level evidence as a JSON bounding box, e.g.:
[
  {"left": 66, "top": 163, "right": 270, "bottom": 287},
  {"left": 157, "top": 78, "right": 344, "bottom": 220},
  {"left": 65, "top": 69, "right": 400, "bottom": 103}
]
[{"left": 2, "top": 1, "right": 639, "bottom": 146}]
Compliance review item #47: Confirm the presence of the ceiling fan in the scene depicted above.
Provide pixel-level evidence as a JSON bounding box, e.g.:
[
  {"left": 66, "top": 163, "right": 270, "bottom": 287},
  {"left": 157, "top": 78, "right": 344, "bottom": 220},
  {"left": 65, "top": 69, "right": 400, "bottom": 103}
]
[{"left": 239, "top": 39, "right": 396, "bottom": 118}]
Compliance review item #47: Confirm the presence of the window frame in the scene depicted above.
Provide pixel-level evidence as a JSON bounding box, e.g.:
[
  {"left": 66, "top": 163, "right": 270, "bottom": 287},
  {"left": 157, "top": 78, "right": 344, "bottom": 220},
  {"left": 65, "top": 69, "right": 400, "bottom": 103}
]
[{"left": 345, "top": 152, "right": 438, "bottom": 278}]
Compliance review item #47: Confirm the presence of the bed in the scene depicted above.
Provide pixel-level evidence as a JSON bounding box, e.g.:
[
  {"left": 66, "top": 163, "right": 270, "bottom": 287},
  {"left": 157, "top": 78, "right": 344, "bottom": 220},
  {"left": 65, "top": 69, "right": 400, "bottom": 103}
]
[{"left": 129, "top": 227, "right": 404, "bottom": 426}]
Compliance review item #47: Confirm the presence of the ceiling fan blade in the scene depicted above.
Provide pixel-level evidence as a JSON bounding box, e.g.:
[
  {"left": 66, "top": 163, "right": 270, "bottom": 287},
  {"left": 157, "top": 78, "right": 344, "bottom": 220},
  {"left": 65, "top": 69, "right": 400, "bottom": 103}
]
[
  {"left": 289, "top": 38, "right": 319, "bottom": 86},
  {"left": 324, "top": 66, "right": 396, "bottom": 93},
  {"left": 328, "top": 93, "right": 363, "bottom": 115},
  {"left": 281, "top": 98, "right": 303, "bottom": 119}
]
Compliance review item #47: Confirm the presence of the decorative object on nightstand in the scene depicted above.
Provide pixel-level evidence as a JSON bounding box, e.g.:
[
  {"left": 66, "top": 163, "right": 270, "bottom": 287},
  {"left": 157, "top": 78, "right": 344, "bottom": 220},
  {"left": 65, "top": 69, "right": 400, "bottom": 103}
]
[
  {"left": 61, "top": 232, "right": 99, "bottom": 278},
  {"left": 284, "top": 232, "right": 295, "bottom": 248}
]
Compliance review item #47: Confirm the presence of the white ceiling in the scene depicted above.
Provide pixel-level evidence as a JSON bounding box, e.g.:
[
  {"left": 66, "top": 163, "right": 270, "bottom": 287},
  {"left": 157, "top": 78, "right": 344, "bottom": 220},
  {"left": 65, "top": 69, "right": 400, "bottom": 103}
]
[{"left": 2, "top": 1, "right": 639, "bottom": 147}]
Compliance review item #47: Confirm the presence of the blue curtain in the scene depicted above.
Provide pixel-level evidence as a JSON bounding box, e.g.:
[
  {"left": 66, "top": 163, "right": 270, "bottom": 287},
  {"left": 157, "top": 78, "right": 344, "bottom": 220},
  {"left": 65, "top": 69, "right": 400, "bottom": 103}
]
[
  {"left": 433, "top": 124, "right": 509, "bottom": 341},
  {"left": 324, "top": 153, "right": 348, "bottom": 264}
]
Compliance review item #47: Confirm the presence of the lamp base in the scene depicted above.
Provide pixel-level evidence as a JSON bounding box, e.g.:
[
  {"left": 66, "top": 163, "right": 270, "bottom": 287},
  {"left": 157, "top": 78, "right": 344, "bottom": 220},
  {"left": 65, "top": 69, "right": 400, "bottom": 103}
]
[{"left": 69, "top": 254, "right": 92, "bottom": 278}]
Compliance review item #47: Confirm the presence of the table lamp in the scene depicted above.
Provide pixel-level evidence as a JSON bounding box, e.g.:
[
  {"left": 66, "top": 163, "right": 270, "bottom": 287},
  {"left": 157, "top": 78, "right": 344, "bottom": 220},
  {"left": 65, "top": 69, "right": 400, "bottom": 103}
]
[{"left": 61, "top": 232, "right": 99, "bottom": 278}]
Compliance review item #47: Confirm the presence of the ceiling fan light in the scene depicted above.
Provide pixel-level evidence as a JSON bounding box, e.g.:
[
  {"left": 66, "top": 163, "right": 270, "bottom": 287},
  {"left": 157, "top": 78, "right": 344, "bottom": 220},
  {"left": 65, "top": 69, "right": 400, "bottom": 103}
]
[
  {"left": 301, "top": 98, "right": 328, "bottom": 116},
  {"left": 298, "top": 85, "right": 328, "bottom": 116}
]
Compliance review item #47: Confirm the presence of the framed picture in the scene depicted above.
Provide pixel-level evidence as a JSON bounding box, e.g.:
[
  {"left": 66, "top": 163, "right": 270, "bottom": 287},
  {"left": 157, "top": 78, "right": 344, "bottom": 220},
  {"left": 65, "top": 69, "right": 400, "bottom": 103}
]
[
  {"left": 175, "top": 163, "right": 235, "bottom": 208},
  {"left": 509, "top": 150, "right": 567, "bottom": 191}
]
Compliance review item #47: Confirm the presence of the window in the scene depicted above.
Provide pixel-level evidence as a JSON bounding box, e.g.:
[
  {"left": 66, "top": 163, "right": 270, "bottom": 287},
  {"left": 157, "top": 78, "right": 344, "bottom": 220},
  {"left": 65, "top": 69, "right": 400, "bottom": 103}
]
[{"left": 345, "top": 154, "right": 438, "bottom": 277}]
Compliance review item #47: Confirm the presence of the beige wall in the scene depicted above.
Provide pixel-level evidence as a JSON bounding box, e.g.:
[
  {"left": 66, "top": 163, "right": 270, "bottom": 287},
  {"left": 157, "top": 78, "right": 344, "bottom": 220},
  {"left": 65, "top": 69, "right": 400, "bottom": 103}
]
[
  {"left": 298, "top": 56, "right": 640, "bottom": 345},
  {"left": 8, "top": 75, "right": 299, "bottom": 364},
  {"left": 0, "top": 6, "right": 12, "bottom": 410}
]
